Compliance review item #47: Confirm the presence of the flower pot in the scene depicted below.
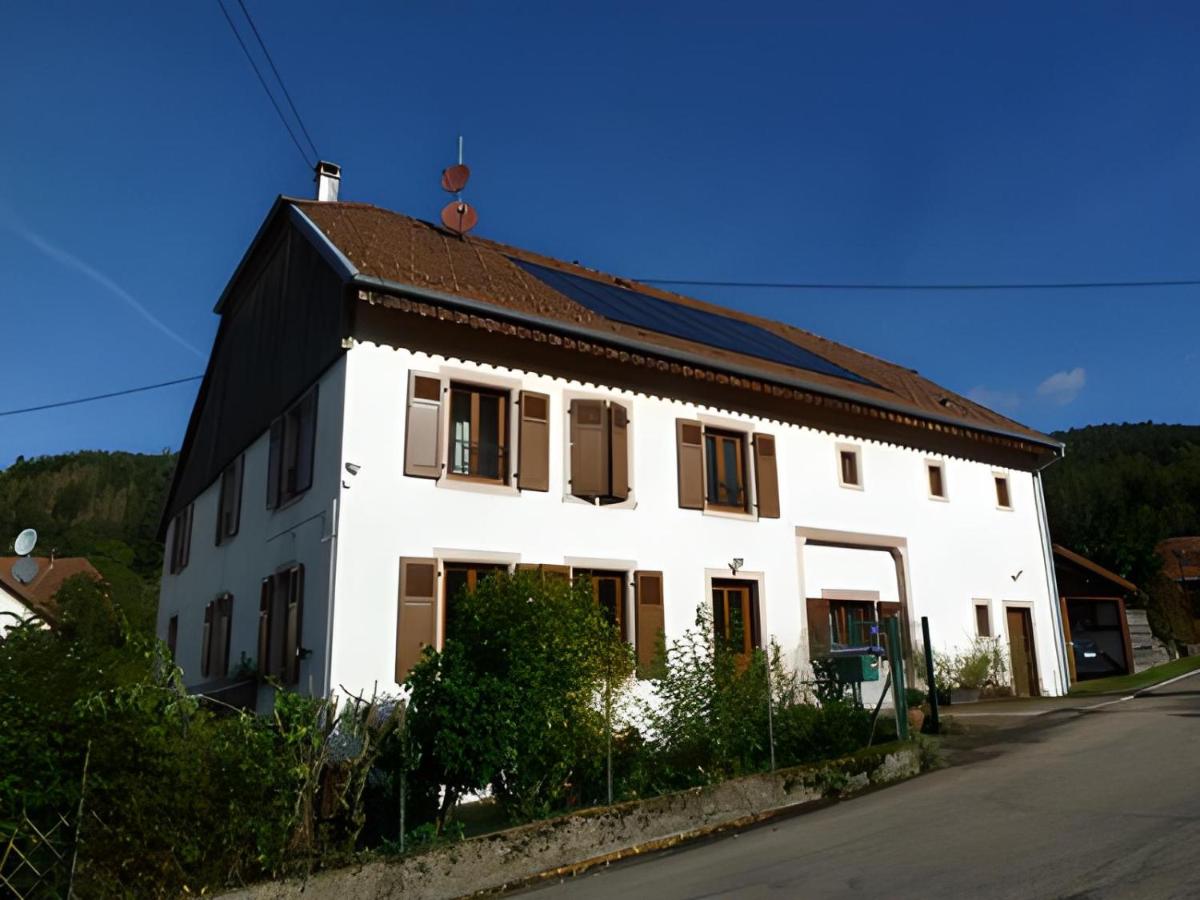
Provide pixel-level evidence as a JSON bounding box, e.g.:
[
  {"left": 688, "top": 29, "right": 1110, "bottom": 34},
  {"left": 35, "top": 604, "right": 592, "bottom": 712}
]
[
  {"left": 907, "top": 707, "right": 925, "bottom": 734},
  {"left": 950, "top": 687, "right": 981, "bottom": 704}
]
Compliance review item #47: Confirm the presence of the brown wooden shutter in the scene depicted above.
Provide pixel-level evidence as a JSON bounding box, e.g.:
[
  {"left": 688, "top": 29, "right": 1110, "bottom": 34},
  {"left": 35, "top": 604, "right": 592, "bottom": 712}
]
[
  {"left": 283, "top": 566, "right": 304, "bottom": 685},
  {"left": 267, "top": 417, "right": 283, "bottom": 508},
  {"left": 396, "top": 558, "right": 438, "bottom": 682},
  {"left": 609, "top": 402, "right": 630, "bottom": 501},
  {"left": 753, "top": 433, "right": 780, "bottom": 519},
  {"left": 294, "top": 388, "right": 318, "bottom": 495},
  {"left": 675, "top": 419, "right": 705, "bottom": 509},
  {"left": 201, "top": 601, "right": 213, "bottom": 678},
  {"left": 877, "top": 600, "right": 901, "bottom": 660},
  {"left": 517, "top": 391, "right": 550, "bottom": 491},
  {"left": 178, "top": 505, "right": 193, "bottom": 571},
  {"left": 257, "top": 578, "right": 272, "bottom": 676},
  {"left": 405, "top": 373, "right": 443, "bottom": 478},
  {"left": 570, "top": 399, "right": 609, "bottom": 499},
  {"left": 634, "top": 570, "right": 665, "bottom": 678},
  {"left": 806, "top": 597, "right": 832, "bottom": 657}
]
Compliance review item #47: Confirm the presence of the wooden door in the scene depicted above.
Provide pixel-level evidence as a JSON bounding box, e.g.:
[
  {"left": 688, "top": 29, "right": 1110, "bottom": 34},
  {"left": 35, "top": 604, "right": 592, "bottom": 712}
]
[{"left": 1006, "top": 607, "right": 1040, "bottom": 697}]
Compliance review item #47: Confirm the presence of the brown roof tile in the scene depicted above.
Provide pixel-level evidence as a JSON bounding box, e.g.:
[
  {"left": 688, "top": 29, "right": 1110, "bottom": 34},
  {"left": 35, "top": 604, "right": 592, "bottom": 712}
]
[
  {"left": 293, "top": 200, "right": 1055, "bottom": 447},
  {"left": 0, "top": 557, "right": 102, "bottom": 625},
  {"left": 1157, "top": 537, "right": 1200, "bottom": 581}
]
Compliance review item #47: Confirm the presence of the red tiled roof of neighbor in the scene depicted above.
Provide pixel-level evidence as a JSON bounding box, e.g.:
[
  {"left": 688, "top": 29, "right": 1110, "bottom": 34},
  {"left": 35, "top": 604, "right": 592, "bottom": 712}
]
[
  {"left": 1157, "top": 537, "right": 1200, "bottom": 581},
  {"left": 0, "top": 557, "right": 102, "bottom": 625},
  {"left": 292, "top": 200, "right": 1056, "bottom": 448}
]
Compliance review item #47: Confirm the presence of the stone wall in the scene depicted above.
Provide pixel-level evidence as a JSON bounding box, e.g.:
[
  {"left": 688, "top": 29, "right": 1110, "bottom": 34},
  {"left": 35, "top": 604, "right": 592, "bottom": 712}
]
[
  {"left": 219, "top": 743, "right": 923, "bottom": 900},
  {"left": 1127, "top": 608, "right": 1171, "bottom": 672}
]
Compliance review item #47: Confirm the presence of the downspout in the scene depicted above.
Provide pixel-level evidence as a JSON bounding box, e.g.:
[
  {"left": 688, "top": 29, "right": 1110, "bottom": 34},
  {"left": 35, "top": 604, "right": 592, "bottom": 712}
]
[
  {"left": 1033, "top": 454, "right": 1070, "bottom": 695},
  {"left": 322, "top": 495, "right": 339, "bottom": 698}
]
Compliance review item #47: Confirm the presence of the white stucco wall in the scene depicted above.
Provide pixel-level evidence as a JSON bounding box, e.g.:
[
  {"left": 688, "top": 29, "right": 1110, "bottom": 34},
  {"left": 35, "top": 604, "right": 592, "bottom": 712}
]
[
  {"left": 328, "top": 342, "right": 1066, "bottom": 700},
  {"left": 156, "top": 358, "right": 347, "bottom": 700},
  {"left": 0, "top": 585, "right": 34, "bottom": 635}
]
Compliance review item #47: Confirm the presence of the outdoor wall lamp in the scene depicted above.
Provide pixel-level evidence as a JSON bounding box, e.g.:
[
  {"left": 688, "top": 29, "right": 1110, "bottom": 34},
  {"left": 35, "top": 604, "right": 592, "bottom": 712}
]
[{"left": 728, "top": 558, "right": 744, "bottom": 576}]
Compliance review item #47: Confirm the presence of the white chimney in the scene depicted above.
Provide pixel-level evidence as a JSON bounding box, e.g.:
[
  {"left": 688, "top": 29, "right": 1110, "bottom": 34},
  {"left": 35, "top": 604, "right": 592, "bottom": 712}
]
[{"left": 315, "top": 161, "right": 341, "bottom": 202}]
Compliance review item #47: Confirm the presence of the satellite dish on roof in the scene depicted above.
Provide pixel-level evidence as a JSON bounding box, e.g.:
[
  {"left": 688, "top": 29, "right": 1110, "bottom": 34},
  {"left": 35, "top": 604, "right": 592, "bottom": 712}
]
[
  {"left": 441, "top": 164, "right": 470, "bottom": 193},
  {"left": 441, "top": 200, "right": 478, "bottom": 236},
  {"left": 13, "top": 528, "right": 37, "bottom": 557},
  {"left": 12, "top": 557, "right": 39, "bottom": 585}
]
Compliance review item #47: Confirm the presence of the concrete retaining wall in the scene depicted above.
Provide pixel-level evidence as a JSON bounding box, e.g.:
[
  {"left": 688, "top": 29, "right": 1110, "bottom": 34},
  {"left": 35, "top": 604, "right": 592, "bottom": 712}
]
[{"left": 219, "top": 743, "right": 922, "bottom": 900}]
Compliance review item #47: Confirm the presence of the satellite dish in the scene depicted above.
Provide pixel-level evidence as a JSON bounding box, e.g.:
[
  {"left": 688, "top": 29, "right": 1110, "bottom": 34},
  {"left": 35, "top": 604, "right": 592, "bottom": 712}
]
[
  {"left": 12, "top": 557, "right": 39, "bottom": 585},
  {"left": 441, "top": 200, "right": 478, "bottom": 236},
  {"left": 13, "top": 528, "right": 37, "bottom": 557},
  {"left": 441, "top": 164, "right": 470, "bottom": 193}
]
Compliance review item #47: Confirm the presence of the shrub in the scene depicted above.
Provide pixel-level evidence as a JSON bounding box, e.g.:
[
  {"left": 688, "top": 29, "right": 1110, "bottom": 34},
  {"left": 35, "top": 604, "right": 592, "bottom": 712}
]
[
  {"left": 934, "top": 637, "right": 1008, "bottom": 690},
  {"left": 404, "top": 571, "right": 633, "bottom": 826}
]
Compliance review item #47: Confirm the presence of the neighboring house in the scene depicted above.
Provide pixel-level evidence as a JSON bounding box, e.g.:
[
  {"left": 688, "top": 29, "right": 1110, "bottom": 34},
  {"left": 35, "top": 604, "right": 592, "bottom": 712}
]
[
  {"left": 0, "top": 556, "right": 103, "bottom": 634},
  {"left": 157, "top": 164, "right": 1071, "bottom": 707},
  {"left": 1157, "top": 536, "right": 1200, "bottom": 610},
  {"left": 1053, "top": 545, "right": 1136, "bottom": 682}
]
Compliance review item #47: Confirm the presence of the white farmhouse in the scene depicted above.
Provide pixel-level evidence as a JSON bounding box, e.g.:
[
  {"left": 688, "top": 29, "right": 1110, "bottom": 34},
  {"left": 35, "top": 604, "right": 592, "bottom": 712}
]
[{"left": 157, "top": 164, "right": 1068, "bottom": 708}]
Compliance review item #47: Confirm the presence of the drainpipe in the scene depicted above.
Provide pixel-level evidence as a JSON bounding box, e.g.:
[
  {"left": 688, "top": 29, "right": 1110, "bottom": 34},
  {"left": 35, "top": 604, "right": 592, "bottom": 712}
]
[
  {"left": 322, "top": 495, "right": 339, "bottom": 699},
  {"left": 1033, "top": 458, "right": 1070, "bottom": 695}
]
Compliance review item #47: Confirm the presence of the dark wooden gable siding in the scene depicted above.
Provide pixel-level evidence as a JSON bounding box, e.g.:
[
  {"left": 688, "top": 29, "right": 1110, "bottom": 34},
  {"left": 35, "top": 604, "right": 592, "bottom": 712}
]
[{"left": 162, "top": 207, "right": 349, "bottom": 529}]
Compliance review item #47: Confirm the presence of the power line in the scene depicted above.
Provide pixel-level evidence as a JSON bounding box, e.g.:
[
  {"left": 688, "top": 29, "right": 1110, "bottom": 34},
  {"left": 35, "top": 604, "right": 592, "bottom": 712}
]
[
  {"left": 637, "top": 277, "right": 1200, "bottom": 291},
  {"left": 0, "top": 376, "right": 203, "bottom": 419},
  {"left": 235, "top": 0, "right": 320, "bottom": 162},
  {"left": 216, "top": 0, "right": 314, "bottom": 168}
]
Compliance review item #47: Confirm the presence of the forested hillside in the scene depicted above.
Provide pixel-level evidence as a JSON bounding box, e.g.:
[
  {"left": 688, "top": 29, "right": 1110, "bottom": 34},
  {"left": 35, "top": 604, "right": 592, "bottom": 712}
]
[
  {"left": 1044, "top": 423, "right": 1200, "bottom": 642},
  {"left": 0, "top": 450, "right": 177, "bottom": 631}
]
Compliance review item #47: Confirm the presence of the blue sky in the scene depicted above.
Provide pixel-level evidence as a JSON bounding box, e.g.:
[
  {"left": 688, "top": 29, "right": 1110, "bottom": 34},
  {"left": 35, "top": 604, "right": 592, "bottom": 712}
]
[{"left": 2, "top": 2, "right": 1198, "bottom": 468}]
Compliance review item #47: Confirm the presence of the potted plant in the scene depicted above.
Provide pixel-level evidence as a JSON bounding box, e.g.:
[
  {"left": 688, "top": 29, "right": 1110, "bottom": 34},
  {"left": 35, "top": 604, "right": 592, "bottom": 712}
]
[{"left": 904, "top": 687, "right": 926, "bottom": 733}]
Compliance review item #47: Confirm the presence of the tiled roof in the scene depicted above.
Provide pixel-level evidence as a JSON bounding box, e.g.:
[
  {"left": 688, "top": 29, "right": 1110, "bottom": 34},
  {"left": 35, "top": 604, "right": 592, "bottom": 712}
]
[
  {"left": 1157, "top": 537, "right": 1200, "bottom": 581},
  {"left": 0, "top": 557, "right": 102, "bottom": 625},
  {"left": 292, "top": 200, "right": 1056, "bottom": 448}
]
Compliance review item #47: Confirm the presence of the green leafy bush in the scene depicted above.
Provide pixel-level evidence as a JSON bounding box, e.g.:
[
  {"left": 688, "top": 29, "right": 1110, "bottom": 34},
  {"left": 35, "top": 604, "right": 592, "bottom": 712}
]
[
  {"left": 935, "top": 637, "right": 1008, "bottom": 690},
  {"left": 404, "top": 571, "right": 633, "bottom": 826}
]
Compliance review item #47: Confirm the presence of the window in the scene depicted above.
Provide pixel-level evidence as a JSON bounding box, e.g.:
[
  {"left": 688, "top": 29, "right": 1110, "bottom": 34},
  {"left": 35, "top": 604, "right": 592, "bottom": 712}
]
[
  {"left": 268, "top": 387, "right": 318, "bottom": 509},
  {"left": 927, "top": 461, "right": 947, "bottom": 500},
  {"left": 828, "top": 599, "right": 876, "bottom": 646},
  {"left": 258, "top": 565, "right": 304, "bottom": 685},
  {"left": 168, "top": 504, "right": 193, "bottom": 574},
  {"left": 807, "top": 597, "right": 905, "bottom": 661},
  {"left": 704, "top": 429, "right": 748, "bottom": 511},
  {"left": 443, "top": 562, "right": 507, "bottom": 637},
  {"left": 201, "top": 593, "right": 233, "bottom": 679},
  {"left": 216, "top": 455, "right": 244, "bottom": 544},
  {"left": 838, "top": 445, "right": 862, "bottom": 489},
  {"left": 995, "top": 473, "right": 1012, "bottom": 509},
  {"left": 712, "top": 580, "right": 760, "bottom": 655},
  {"left": 167, "top": 615, "right": 178, "bottom": 661},
  {"left": 449, "top": 383, "right": 508, "bottom": 483},
  {"left": 576, "top": 569, "right": 629, "bottom": 640},
  {"left": 568, "top": 398, "right": 630, "bottom": 504},
  {"left": 975, "top": 602, "right": 992, "bottom": 637}
]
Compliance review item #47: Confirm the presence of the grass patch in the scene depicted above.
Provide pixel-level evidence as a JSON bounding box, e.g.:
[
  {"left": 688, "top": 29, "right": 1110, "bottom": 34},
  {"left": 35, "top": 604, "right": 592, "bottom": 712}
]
[{"left": 1067, "top": 655, "right": 1200, "bottom": 696}]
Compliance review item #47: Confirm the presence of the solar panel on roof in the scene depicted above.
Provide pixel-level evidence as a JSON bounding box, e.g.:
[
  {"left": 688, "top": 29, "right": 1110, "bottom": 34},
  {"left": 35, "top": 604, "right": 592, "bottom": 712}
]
[{"left": 511, "top": 259, "right": 874, "bottom": 386}]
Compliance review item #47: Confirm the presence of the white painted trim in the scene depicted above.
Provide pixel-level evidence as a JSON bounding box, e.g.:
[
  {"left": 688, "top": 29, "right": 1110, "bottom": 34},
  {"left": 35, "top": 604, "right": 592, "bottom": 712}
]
[{"left": 836, "top": 443, "right": 864, "bottom": 491}]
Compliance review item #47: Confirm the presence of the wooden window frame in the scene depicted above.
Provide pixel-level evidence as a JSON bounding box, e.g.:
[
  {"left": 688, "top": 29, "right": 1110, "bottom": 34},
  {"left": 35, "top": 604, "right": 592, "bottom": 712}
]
[
  {"left": 975, "top": 601, "right": 992, "bottom": 637},
  {"left": 711, "top": 579, "right": 761, "bottom": 656},
  {"left": 926, "top": 459, "right": 948, "bottom": 501},
  {"left": 837, "top": 444, "right": 863, "bottom": 490},
  {"left": 168, "top": 504, "right": 192, "bottom": 574},
  {"left": 576, "top": 569, "right": 630, "bottom": 642},
  {"left": 703, "top": 427, "right": 750, "bottom": 512},
  {"left": 257, "top": 565, "right": 304, "bottom": 685},
  {"left": 216, "top": 454, "right": 244, "bottom": 545},
  {"left": 994, "top": 472, "right": 1013, "bottom": 510},
  {"left": 447, "top": 382, "right": 510, "bottom": 485},
  {"left": 269, "top": 387, "right": 318, "bottom": 510}
]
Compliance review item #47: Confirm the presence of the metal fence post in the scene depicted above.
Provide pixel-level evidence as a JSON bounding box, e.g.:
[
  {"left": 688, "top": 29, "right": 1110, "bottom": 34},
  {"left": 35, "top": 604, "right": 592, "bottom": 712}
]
[
  {"left": 886, "top": 618, "right": 909, "bottom": 740},
  {"left": 921, "top": 616, "right": 940, "bottom": 734}
]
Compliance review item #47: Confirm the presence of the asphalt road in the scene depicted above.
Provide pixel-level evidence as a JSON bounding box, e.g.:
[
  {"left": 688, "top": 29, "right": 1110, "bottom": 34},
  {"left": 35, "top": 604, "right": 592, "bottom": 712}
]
[{"left": 524, "top": 673, "right": 1200, "bottom": 900}]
